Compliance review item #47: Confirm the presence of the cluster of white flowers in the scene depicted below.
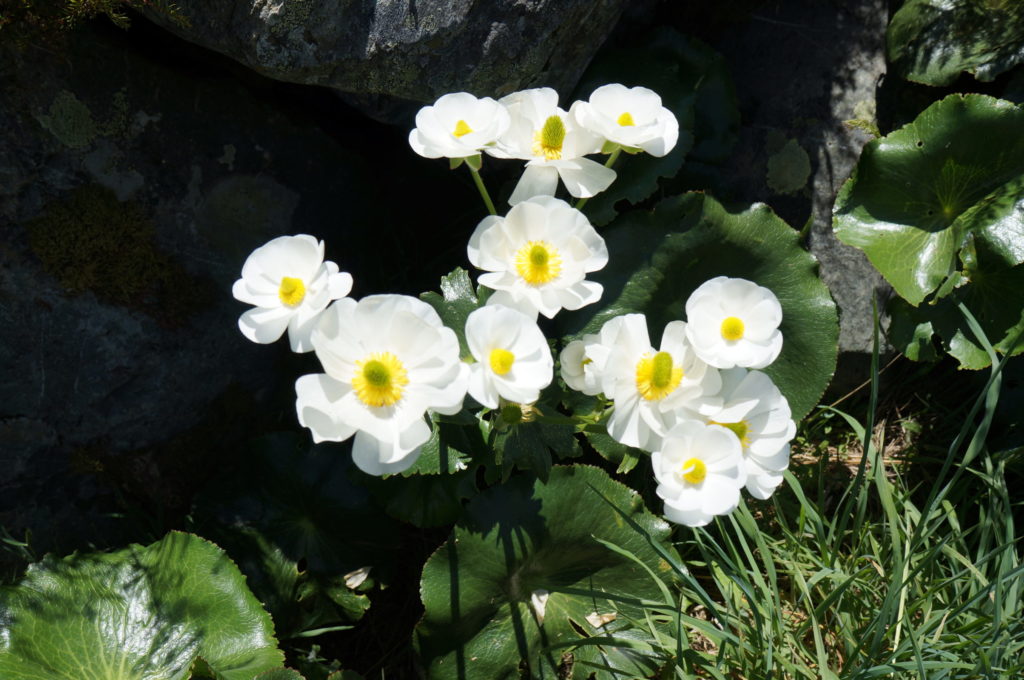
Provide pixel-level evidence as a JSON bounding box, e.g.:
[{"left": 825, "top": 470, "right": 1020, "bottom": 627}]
[
  {"left": 230, "top": 84, "right": 796, "bottom": 530},
  {"left": 408, "top": 84, "right": 679, "bottom": 206},
  {"left": 560, "top": 277, "right": 795, "bottom": 526}
]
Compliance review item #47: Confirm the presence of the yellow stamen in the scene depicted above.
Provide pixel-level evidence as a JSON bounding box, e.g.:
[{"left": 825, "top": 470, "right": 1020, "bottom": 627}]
[
  {"left": 617, "top": 112, "right": 635, "bottom": 126},
  {"left": 635, "top": 351, "right": 683, "bottom": 401},
  {"left": 720, "top": 316, "right": 745, "bottom": 341},
  {"left": 532, "top": 115, "right": 566, "bottom": 160},
  {"left": 710, "top": 420, "right": 751, "bottom": 448},
  {"left": 515, "top": 240, "right": 562, "bottom": 285},
  {"left": 489, "top": 348, "right": 515, "bottom": 375},
  {"left": 352, "top": 352, "right": 409, "bottom": 407},
  {"left": 278, "top": 277, "right": 306, "bottom": 306},
  {"left": 453, "top": 119, "right": 473, "bottom": 137},
  {"left": 681, "top": 457, "right": 707, "bottom": 484}
]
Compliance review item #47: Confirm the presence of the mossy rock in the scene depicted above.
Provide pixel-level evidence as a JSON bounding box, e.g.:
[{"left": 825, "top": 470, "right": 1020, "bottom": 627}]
[{"left": 27, "top": 184, "right": 213, "bottom": 325}]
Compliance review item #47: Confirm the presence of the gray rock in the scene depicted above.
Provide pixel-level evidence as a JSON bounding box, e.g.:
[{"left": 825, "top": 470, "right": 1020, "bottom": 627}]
[
  {"left": 142, "top": 0, "right": 626, "bottom": 103},
  {"left": 678, "top": 1, "right": 893, "bottom": 359},
  {"left": 0, "top": 23, "right": 393, "bottom": 551}
]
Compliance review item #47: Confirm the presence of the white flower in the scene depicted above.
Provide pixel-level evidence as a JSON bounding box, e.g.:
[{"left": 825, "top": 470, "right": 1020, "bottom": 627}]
[
  {"left": 559, "top": 334, "right": 603, "bottom": 396},
  {"left": 467, "top": 195, "right": 608, "bottom": 319},
  {"left": 408, "top": 92, "right": 511, "bottom": 159},
  {"left": 572, "top": 84, "right": 679, "bottom": 157},
  {"left": 232, "top": 235, "right": 353, "bottom": 353},
  {"left": 489, "top": 87, "right": 616, "bottom": 204},
  {"left": 465, "top": 305, "right": 553, "bottom": 409},
  {"left": 295, "top": 295, "right": 468, "bottom": 476},
  {"left": 705, "top": 368, "right": 796, "bottom": 500},
  {"left": 652, "top": 420, "right": 747, "bottom": 527},
  {"left": 598, "top": 314, "right": 722, "bottom": 452},
  {"left": 684, "top": 276, "right": 783, "bottom": 369}
]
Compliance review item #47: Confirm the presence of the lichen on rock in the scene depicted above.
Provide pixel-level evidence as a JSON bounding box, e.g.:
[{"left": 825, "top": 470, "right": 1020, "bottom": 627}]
[{"left": 36, "top": 90, "right": 98, "bottom": 149}]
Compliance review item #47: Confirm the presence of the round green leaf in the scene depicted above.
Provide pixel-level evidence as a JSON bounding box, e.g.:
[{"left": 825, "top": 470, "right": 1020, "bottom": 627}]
[
  {"left": 416, "top": 465, "right": 675, "bottom": 680},
  {"left": 888, "top": 0, "right": 1024, "bottom": 86},
  {"left": 0, "top": 532, "right": 283, "bottom": 680},
  {"left": 834, "top": 94, "right": 1024, "bottom": 306},
  {"left": 559, "top": 192, "right": 838, "bottom": 422}
]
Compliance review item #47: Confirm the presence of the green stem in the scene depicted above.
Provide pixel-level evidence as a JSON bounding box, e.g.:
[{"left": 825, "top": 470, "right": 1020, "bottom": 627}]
[
  {"left": 469, "top": 166, "right": 497, "bottom": 216},
  {"left": 574, "top": 148, "right": 623, "bottom": 211}
]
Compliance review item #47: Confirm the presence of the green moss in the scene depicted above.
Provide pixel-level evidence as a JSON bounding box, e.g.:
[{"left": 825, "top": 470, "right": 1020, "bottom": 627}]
[
  {"left": 27, "top": 184, "right": 213, "bottom": 325},
  {"left": 37, "top": 91, "right": 97, "bottom": 149}
]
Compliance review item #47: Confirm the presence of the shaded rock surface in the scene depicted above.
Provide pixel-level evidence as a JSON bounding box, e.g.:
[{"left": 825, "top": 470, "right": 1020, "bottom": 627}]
[
  {"left": 142, "top": 0, "right": 626, "bottom": 104},
  {"left": 657, "top": 0, "right": 893, "bottom": 362},
  {"left": 0, "top": 20, "right": 484, "bottom": 554}
]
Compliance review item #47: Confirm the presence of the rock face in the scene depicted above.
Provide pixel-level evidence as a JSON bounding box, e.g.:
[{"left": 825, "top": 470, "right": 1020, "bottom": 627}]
[
  {"left": 142, "top": 0, "right": 626, "bottom": 103},
  {"left": 0, "top": 20, "right": 483, "bottom": 555}
]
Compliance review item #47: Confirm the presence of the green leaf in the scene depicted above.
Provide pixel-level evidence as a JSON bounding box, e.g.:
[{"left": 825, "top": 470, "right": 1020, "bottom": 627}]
[
  {"left": 420, "top": 268, "right": 481, "bottom": 359},
  {"left": 888, "top": 297, "right": 941, "bottom": 362},
  {"left": 255, "top": 670, "right": 307, "bottom": 680},
  {"left": 560, "top": 192, "right": 837, "bottom": 422},
  {"left": 887, "top": 0, "right": 1024, "bottom": 86},
  {"left": 211, "top": 528, "right": 371, "bottom": 642},
  {"left": 834, "top": 94, "right": 1024, "bottom": 305},
  {"left": 492, "top": 418, "right": 581, "bottom": 482},
  {"left": 585, "top": 430, "right": 645, "bottom": 475},
  {"left": 0, "top": 532, "right": 283, "bottom": 680},
  {"left": 416, "top": 465, "right": 675, "bottom": 680},
  {"left": 571, "top": 28, "right": 737, "bottom": 225}
]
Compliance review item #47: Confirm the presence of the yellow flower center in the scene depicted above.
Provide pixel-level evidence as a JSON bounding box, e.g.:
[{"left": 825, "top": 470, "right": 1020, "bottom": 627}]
[
  {"left": 635, "top": 351, "right": 683, "bottom": 401},
  {"left": 352, "top": 352, "right": 409, "bottom": 407},
  {"left": 453, "top": 119, "right": 473, "bottom": 137},
  {"left": 515, "top": 240, "right": 562, "bottom": 286},
  {"left": 720, "top": 316, "right": 745, "bottom": 341},
  {"left": 681, "top": 457, "right": 707, "bottom": 484},
  {"left": 489, "top": 348, "right": 515, "bottom": 375},
  {"left": 532, "top": 114, "right": 566, "bottom": 160},
  {"left": 710, "top": 420, "right": 751, "bottom": 448},
  {"left": 617, "top": 112, "right": 635, "bottom": 126},
  {"left": 278, "top": 276, "right": 306, "bottom": 306}
]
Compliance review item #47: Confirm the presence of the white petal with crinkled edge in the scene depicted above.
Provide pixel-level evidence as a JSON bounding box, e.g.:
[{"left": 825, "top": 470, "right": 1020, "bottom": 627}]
[
  {"left": 300, "top": 293, "right": 467, "bottom": 474},
  {"left": 571, "top": 85, "right": 679, "bottom": 157},
  {"left": 560, "top": 335, "right": 603, "bottom": 396},
  {"left": 351, "top": 417, "right": 432, "bottom": 476},
  {"left": 552, "top": 157, "right": 617, "bottom": 198},
  {"left": 295, "top": 373, "right": 358, "bottom": 443},
  {"left": 598, "top": 315, "right": 722, "bottom": 452},
  {"left": 467, "top": 196, "right": 607, "bottom": 319},
  {"left": 651, "top": 421, "right": 745, "bottom": 527},
  {"left": 239, "top": 305, "right": 292, "bottom": 344},
  {"left": 409, "top": 92, "right": 510, "bottom": 159},
  {"left": 684, "top": 276, "right": 783, "bottom": 369},
  {"left": 509, "top": 164, "right": 560, "bottom": 205},
  {"left": 234, "top": 234, "right": 353, "bottom": 353},
  {"left": 466, "top": 305, "right": 553, "bottom": 408}
]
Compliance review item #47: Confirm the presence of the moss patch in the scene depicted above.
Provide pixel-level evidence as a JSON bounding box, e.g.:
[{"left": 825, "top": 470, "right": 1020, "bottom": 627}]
[
  {"left": 27, "top": 184, "right": 213, "bottom": 325},
  {"left": 37, "top": 90, "right": 97, "bottom": 149}
]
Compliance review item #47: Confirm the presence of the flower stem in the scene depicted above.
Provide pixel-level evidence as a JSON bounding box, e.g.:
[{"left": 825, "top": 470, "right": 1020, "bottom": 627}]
[
  {"left": 469, "top": 166, "right": 497, "bottom": 216},
  {"left": 574, "top": 148, "right": 622, "bottom": 212}
]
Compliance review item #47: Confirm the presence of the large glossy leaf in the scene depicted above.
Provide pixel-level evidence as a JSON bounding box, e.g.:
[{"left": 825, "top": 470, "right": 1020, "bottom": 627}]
[
  {"left": 559, "top": 192, "right": 837, "bottom": 422},
  {"left": 416, "top": 465, "right": 675, "bottom": 680},
  {"left": 888, "top": 0, "right": 1024, "bottom": 86},
  {"left": 572, "top": 28, "right": 738, "bottom": 226},
  {"left": 0, "top": 532, "right": 283, "bottom": 680},
  {"left": 834, "top": 94, "right": 1024, "bottom": 306}
]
